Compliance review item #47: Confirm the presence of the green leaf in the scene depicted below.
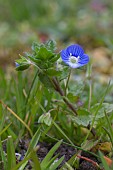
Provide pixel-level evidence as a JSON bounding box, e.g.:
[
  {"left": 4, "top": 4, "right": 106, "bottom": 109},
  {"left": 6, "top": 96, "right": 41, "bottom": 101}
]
[
  {"left": 27, "top": 55, "right": 42, "bottom": 64},
  {"left": 26, "top": 127, "right": 41, "bottom": 155},
  {"left": 0, "top": 139, "right": 7, "bottom": 170},
  {"left": 0, "top": 123, "right": 12, "bottom": 136},
  {"left": 38, "top": 112, "right": 52, "bottom": 126},
  {"left": 67, "top": 93, "right": 78, "bottom": 103},
  {"left": 69, "top": 109, "right": 91, "bottom": 127},
  {"left": 39, "top": 72, "right": 54, "bottom": 89},
  {"left": 84, "top": 83, "right": 110, "bottom": 141},
  {"left": 36, "top": 47, "right": 54, "bottom": 60},
  {"left": 61, "top": 162, "right": 74, "bottom": 170},
  {"left": 53, "top": 121, "right": 75, "bottom": 146},
  {"left": 19, "top": 127, "right": 41, "bottom": 170},
  {"left": 49, "top": 53, "right": 60, "bottom": 62},
  {"left": 69, "top": 81, "right": 84, "bottom": 96},
  {"left": 91, "top": 103, "right": 113, "bottom": 119},
  {"left": 16, "top": 63, "right": 30, "bottom": 71},
  {"left": 0, "top": 108, "right": 5, "bottom": 132},
  {"left": 59, "top": 67, "right": 70, "bottom": 81},
  {"left": 46, "top": 68, "right": 62, "bottom": 76},
  {"left": 30, "top": 150, "right": 41, "bottom": 170},
  {"left": 49, "top": 156, "right": 64, "bottom": 170},
  {"left": 41, "top": 140, "right": 62, "bottom": 170},
  {"left": 45, "top": 39, "right": 57, "bottom": 52},
  {"left": 31, "top": 41, "right": 41, "bottom": 52},
  {"left": 15, "top": 55, "right": 29, "bottom": 64},
  {"left": 7, "top": 136, "right": 16, "bottom": 169},
  {"left": 104, "top": 111, "right": 113, "bottom": 148},
  {"left": 44, "top": 115, "right": 52, "bottom": 126},
  {"left": 60, "top": 154, "right": 77, "bottom": 170},
  {"left": 69, "top": 115, "right": 91, "bottom": 127},
  {"left": 46, "top": 154, "right": 59, "bottom": 169}
]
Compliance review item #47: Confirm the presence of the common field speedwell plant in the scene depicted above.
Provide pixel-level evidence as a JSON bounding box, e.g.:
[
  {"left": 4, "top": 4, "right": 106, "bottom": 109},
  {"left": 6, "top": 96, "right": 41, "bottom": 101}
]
[
  {"left": 15, "top": 40, "right": 97, "bottom": 142},
  {"left": 15, "top": 40, "right": 90, "bottom": 126},
  {"left": 15, "top": 41, "right": 90, "bottom": 115}
]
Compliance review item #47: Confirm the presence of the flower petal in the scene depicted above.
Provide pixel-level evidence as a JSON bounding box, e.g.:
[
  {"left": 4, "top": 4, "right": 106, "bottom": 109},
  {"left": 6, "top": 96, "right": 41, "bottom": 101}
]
[
  {"left": 78, "top": 54, "right": 89, "bottom": 65},
  {"left": 66, "top": 44, "right": 84, "bottom": 57},
  {"left": 60, "top": 49, "right": 69, "bottom": 61},
  {"left": 66, "top": 62, "right": 82, "bottom": 68},
  {"left": 15, "top": 62, "right": 20, "bottom": 67}
]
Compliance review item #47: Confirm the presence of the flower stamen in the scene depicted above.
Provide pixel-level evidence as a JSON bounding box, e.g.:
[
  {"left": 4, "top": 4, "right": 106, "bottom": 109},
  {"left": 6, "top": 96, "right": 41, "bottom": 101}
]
[{"left": 69, "top": 55, "right": 80, "bottom": 64}]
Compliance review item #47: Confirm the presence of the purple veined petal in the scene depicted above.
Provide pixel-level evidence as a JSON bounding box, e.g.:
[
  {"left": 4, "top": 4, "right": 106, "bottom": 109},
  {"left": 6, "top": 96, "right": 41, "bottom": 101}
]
[
  {"left": 78, "top": 54, "right": 89, "bottom": 65},
  {"left": 66, "top": 44, "right": 84, "bottom": 57},
  {"left": 60, "top": 49, "right": 70, "bottom": 61}
]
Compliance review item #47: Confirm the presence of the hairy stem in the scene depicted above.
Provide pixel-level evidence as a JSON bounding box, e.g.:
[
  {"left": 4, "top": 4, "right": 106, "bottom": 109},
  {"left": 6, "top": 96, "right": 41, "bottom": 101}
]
[
  {"left": 52, "top": 77, "right": 77, "bottom": 115},
  {"left": 64, "top": 68, "right": 72, "bottom": 96}
]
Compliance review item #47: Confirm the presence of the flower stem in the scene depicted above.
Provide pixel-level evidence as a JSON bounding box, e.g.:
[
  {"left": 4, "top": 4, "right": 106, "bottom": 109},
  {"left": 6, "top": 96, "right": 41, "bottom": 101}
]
[
  {"left": 88, "top": 79, "right": 92, "bottom": 111},
  {"left": 52, "top": 77, "right": 77, "bottom": 115},
  {"left": 64, "top": 68, "right": 72, "bottom": 96}
]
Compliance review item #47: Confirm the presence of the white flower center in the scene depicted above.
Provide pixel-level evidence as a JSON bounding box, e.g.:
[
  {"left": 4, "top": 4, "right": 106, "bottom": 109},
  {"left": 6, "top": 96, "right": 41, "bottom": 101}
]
[{"left": 69, "top": 53, "right": 80, "bottom": 64}]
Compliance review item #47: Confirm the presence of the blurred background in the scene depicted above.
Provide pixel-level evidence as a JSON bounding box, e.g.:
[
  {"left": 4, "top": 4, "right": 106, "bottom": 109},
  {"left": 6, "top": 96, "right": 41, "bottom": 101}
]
[{"left": 0, "top": 0, "right": 113, "bottom": 81}]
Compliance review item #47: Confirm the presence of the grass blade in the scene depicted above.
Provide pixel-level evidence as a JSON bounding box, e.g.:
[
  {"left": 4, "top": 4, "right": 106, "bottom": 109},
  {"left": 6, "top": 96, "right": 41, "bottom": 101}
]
[
  {"left": 26, "top": 127, "right": 41, "bottom": 155},
  {"left": 30, "top": 150, "right": 41, "bottom": 170},
  {"left": 99, "top": 151, "right": 110, "bottom": 170},
  {"left": 0, "top": 123, "right": 12, "bottom": 136},
  {"left": 53, "top": 121, "right": 75, "bottom": 147},
  {"left": 0, "top": 100, "right": 33, "bottom": 137},
  {"left": 84, "top": 82, "right": 110, "bottom": 141},
  {"left": 0, "top": 138, "right": 7, "bottom": 170},
  {"left": 19, "top": 127, "right": 41, "bottom": 170},
  {"left": 49, "top": 156, "right": 64, "bottom": 170},
  {"left": 46, "top": 154, "right": 59, "bottom": 169},
  {"left": 104, "top": 111, "right": 113, "bottom": 148},
  {"left": 41, "top": 140, "right": 62, "bottom": 169},
  {"left": 7, "top": 136, "right": 16, "bottom": 170},
  {"left": 12, "top": 153, "right": 31, "bottom": 170}
]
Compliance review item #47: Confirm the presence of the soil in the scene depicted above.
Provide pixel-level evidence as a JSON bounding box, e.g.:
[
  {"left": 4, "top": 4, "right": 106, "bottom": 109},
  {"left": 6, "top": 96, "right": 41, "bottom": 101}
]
[
  {"left": 17, "top": 139, "right": 99, "bottom": 170},
  {"left": 78, "top": 151, "right": 99, "bottom": 170}
]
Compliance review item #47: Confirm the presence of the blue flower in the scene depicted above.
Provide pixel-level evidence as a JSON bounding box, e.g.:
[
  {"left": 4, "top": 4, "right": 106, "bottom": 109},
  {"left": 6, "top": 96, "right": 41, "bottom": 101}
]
[
  {"left": 15, "top": 62, "right": 20, "bottom": 67},
  {"left": 60, "top": 44, "right": 89, "bottom": 68}
]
